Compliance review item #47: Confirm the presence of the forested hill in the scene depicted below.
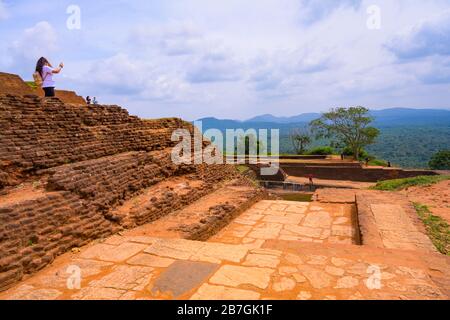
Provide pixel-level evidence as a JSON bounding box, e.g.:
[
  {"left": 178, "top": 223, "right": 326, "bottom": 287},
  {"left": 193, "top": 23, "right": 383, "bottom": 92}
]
[{"left": 197, "top": 108, "right": 450, "bottom": 169}]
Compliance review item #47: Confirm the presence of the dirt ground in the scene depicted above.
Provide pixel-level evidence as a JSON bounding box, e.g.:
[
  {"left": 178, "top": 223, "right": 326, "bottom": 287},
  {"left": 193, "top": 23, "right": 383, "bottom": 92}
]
[{"left": 401, "top": 180, "right": 450, "bottom": 224}]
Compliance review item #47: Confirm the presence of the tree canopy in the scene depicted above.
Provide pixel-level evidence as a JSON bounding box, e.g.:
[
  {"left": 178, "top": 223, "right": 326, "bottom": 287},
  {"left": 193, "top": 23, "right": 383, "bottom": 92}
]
[
  {"left": 310, "top": 106, "right": 380, "bottom": 161},
  {"left": 429, "top": 150, "right": 450, "bottom": 170}
]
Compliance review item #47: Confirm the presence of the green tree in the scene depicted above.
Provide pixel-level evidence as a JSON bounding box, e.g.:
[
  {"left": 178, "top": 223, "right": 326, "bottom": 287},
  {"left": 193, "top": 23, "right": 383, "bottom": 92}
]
[
  {"left": 310, "top": 106, "right": 380, "bottom": 161},
  {"left": 289, "top": 128, "right": 312, "bottom": 154},
  {"left": 429, "top": 150, "right": 450, "bottom": 170}
]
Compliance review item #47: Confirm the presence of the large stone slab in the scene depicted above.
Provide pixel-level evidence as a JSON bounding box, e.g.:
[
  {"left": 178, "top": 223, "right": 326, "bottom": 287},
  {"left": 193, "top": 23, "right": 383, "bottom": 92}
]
[
  {"left": 80, "top": 243, "right": 147, "bottom": 262},
  {"left": 72, "top": 287, "right": 126, "bottom": 300},
  {"left": 144, "top": 239, "right": 204, "bottom": 260},
  {"left": 370, "top": 204, "right": 417, "bottom": 232},
  {"left": 243, "top": 254, "right": 280, "bottom": 268},
  {"left": 127, "top": 254, "right": 175, "bottom": 268},
  {"left": 89, "top": 265, "right": 154, "bottom": 290},
  {"left": 151, "top": 261, "right": 219, "bottom": 298},
  {"left": 190, "top": 284, "right": 260, "bottom": 300},
  {"left": 191, "top": 242, "right": 249, "bottom": 264},
  {"left": 284, "top": 225, "right": 323, "bottom": 238},
  {"left": 3, "top": 285, "right": 62, "bottom": 300},
  {"left": 247, "top": 223, "right": 283, "bottom": 240},
  {"left": 299, "top": 266, "right": 333, "bottom": 289},
  {"left": 209, "top": 265, "right": 275, "bottom": 289},
  {"left": 303, "top": 211, "right": 332, "bottom": 228}
]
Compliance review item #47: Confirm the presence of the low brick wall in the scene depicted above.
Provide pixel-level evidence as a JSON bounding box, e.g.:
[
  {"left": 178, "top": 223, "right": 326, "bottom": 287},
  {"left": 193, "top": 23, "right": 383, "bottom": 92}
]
[
  {"left": 281, "top": 165, "right": 437, "bottom": 182},
  {"left": 182, "top": 188, "right": 266, "bottom": 241},
  {"left": 0, "top": 191, "right": 119, "bottom": 291}
]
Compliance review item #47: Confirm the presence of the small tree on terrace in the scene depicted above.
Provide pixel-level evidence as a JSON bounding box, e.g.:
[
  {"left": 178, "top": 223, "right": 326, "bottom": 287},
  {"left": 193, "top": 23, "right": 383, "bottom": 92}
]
[
  {"left": 310, "top": 106, "right": 380, "bottom": 161},
  {"left": 290, "top": 128, "right": 312, "bottom": 155},
  {"left": 429, "top": 150, "right": 450, "bottom": 170}
]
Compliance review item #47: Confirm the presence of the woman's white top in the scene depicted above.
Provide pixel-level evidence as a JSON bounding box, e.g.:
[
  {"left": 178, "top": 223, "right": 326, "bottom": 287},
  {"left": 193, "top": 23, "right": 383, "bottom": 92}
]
[{"left": 42, "top": 65, "right": 55, "bottom": 88}]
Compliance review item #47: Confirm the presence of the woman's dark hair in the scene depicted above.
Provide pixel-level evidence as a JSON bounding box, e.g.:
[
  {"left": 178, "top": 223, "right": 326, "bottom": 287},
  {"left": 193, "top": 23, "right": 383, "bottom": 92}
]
[{"left": 35, "top": 57, "right": 50, "bottom": 77}]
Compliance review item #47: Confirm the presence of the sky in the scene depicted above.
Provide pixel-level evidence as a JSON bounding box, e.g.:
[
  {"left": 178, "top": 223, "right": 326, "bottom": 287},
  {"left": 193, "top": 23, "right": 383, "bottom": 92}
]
[{"left": 0, "top": 0, "right": 449, "bottom": 120}]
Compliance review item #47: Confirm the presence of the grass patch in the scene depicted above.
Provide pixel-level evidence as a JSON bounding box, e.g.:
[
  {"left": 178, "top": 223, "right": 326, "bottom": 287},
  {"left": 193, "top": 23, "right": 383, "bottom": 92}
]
[
  {"left": 368, "top": 159, "right": 388, "bottom": 167},
  {"left": 370, "top": 175, "right": 450, "bottom": 191},
  {"left": 413, "top": 203, "right": 450, "bottom": 255},
  {"left": 25, "top": 81, "right": 38, "bottom": 90}
]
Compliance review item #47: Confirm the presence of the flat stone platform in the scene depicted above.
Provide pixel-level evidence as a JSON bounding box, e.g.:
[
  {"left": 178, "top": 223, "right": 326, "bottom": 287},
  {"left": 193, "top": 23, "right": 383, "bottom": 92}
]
[{"left": 0, "top": 200, "right": 448, "bottom": 300}]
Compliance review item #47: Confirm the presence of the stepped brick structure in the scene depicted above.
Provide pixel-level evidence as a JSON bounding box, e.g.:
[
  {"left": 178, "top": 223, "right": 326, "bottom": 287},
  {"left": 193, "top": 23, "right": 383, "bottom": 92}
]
[{"left": 0, "top": 91, "right": 263, "bottom": 291}]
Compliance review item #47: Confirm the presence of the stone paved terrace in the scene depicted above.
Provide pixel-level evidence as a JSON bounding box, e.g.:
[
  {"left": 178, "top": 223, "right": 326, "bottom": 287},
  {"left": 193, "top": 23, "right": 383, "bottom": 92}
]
[
  {"left": 210, "top": 201, "right": 360, "bottom": 246},
  {"left": 1, "top": 199, "right": 449, "bottom": 300}
]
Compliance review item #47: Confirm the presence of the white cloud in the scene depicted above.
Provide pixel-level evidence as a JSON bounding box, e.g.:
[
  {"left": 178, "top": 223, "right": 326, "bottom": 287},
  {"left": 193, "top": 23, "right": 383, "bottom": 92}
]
[
  {"left": 0, "top": 0, "right": 8, "bottom": 20},
  {"left": 82, "top": 53, "right": 191, "bottom": 102},
  {"left": 387, "top": 10, "right": 450, "bottom": 60},
  {"left": 9, "top": 21, "right": 58, "bottom": 62},
  {"left": 131, "top": 21, "right": 204, "bottom": 56},
  {"left": 298, "top": 0, "right": 362, "bottom": 24}
]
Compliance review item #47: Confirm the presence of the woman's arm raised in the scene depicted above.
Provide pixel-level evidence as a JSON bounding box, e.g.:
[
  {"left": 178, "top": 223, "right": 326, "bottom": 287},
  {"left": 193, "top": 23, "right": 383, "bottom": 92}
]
[{"left": 52, "top": 62, "right": 64, "bottom": 74}]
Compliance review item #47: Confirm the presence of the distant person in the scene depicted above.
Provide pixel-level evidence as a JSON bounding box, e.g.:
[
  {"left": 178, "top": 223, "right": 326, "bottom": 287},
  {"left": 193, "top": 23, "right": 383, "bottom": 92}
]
[
  {"left": 341, "top": 153, "right": 345, "bottom": 161},
  {"left": 34, "top": 57, "right": 64, "bottom": 97},
  {"left": 92, "top": 97, "right": 98, "bottom": 105},
  {"left": 307, "top": 174, "right": 314, "bottom": 191},
  {"left": 388, "top": 161, "right": 392, "bottom": 168},
  {"left": 365, "top": 157, "right": 370, "bottom": 167},
  {"left": 86, "top": 96, "right": 91, "bottom": 105}
]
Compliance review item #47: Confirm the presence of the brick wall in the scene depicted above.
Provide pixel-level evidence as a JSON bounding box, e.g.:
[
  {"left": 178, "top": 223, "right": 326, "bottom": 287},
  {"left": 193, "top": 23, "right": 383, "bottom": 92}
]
[
  {"left": 0, "top": 95, "right": 191, "bottom": 188},
  {"left": 281, "top": 165, "right": 437, "bottom": 182}
]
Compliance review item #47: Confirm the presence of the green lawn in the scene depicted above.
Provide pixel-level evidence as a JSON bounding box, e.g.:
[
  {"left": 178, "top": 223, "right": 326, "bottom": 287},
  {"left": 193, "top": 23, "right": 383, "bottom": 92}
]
[
  {"left": 370, "top": 175, "right": 450, "bottom": 191},
  {"left": 413, "top": 203, "right": 450, "bottom": 255}
]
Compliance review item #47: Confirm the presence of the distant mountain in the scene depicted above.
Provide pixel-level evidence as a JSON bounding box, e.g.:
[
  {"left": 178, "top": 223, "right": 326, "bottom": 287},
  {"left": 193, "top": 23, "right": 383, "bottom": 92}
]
[
  {"left": 246, "top": 113, "right": 320, "bottom": 124},
  {"left": 370, "top": 108, "right": 450, "bottom": 127},
  {"left": 232, "top": 108, "right": 450, "bottom": 127}
]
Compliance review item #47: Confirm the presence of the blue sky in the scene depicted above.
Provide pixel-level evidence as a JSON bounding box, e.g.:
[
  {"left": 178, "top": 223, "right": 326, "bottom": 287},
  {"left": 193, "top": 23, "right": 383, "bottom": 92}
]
[{"left": 0, "top": 0, "right": 449, "bottom": 120}]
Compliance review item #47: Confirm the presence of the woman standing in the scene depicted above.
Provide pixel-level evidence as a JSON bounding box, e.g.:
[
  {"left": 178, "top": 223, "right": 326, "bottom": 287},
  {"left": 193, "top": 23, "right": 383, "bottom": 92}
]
[{"left": 35, "top": 57, "right": 64, "bottom": 97}]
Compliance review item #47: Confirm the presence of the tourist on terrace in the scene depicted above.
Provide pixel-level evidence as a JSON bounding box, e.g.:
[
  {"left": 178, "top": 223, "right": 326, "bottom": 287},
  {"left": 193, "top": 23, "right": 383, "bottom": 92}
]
[
  {"left": 86, "top": 96, "right": 91, "bottom": 104},
  {"left": 307, "top": 174, "right": 314, "bottom": 191},
  {"left": 35, "top": 57, "right": 64, "bottom": 97}
]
